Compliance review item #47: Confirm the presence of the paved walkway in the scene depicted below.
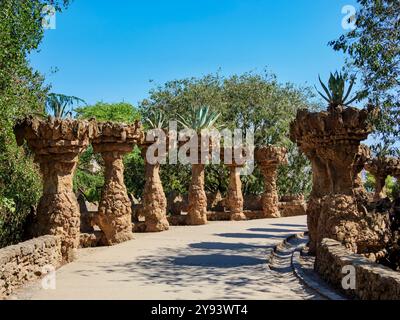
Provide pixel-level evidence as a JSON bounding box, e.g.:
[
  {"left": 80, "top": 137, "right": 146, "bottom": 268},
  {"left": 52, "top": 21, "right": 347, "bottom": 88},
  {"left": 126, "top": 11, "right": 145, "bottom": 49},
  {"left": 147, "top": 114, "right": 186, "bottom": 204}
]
[{"left": 15, "top": 216, "right": 321, "bottom": 300}]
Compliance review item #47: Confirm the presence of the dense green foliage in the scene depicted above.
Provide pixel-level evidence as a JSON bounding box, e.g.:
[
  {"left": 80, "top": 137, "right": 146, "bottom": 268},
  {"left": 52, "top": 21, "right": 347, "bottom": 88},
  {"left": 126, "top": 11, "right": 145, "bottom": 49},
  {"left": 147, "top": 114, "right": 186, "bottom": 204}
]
[
  {"left": 0, "top": 0, "right": 69, "bottom": 247},
  {"left": 75, "top": 102, "right": 141, "bottom": 123},
  {"left": 364, "top": 172, "right": 400, "bottom": 200},
  {"left": 330, "top": 0, "right": 400, "bottom": 153}
]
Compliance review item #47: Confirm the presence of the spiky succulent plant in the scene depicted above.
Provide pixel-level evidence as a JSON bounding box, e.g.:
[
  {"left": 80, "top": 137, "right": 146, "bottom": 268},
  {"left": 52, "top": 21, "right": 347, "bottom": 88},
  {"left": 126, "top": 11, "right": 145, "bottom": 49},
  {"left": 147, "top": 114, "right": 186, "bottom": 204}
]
[
  {"left": 177, "top": 106, "right": 221, "bottom": 132},
  {"left": 144, "top": 109, "right": 166, "bottom": 130},
  {"left": 315, "top": 72, "right": 359, "bottom": 108}
]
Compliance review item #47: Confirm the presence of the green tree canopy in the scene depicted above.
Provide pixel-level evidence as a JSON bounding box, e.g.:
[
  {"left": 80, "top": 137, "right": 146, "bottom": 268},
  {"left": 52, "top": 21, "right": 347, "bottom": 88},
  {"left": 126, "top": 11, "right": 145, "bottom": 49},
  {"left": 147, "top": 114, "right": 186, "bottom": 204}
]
[
  {"left": 330, "top": 0, "right": 400, "bottom": 154},
  {"left": 75, "top": 102, "right": 140, "bottom": 123},
  {"left": 0, "top": 0, "right": 69, "bottom": 247},
  {"left": 135, "top": 71, "right": 321, "bottom": 198}
]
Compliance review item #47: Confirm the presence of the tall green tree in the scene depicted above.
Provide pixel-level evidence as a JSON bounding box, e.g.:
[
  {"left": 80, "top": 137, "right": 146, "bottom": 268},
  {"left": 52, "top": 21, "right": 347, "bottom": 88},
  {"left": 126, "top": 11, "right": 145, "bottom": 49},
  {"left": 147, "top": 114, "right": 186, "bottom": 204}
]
[
  {"left": 0, "top": 0, "right": 69, "bottom": 247},
  {"left": 137, "top": 71, "right": 321, "bottom": 197},
  {"left": 330, "top": 0, "right": 400, "bottom": 153}
]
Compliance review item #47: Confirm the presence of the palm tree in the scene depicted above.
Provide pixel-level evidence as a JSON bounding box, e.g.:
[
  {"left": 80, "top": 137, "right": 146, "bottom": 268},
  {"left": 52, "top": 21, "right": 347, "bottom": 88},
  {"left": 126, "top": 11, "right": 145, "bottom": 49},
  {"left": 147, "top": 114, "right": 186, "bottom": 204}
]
[
  {"left": 178, "top": 106, "right": 221, "bottom": 225},
  {"left": 46, "top": 93, "right": 86, "bottom": 118}
]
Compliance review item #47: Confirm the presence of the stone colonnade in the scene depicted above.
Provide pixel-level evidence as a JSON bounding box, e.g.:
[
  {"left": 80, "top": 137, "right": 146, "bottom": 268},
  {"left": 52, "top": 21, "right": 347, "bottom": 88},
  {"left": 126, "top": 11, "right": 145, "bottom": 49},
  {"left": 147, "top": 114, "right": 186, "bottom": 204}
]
[
  {"left": 15, "top": 117, "right": 143, "bottom": 261},
  {"left": 14, "top": 116, "right": 289, "bottom": 260},
  {"left": 290, "top": 106, "right": 390, "bottom": 257}
]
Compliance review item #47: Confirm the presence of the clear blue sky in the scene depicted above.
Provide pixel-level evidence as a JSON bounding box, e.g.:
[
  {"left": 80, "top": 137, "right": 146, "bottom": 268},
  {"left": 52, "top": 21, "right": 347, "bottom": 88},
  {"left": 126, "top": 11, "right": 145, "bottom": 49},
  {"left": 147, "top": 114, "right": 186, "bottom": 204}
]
[{"left": 30, "top": 0, "right": 358, "bottom": 106}]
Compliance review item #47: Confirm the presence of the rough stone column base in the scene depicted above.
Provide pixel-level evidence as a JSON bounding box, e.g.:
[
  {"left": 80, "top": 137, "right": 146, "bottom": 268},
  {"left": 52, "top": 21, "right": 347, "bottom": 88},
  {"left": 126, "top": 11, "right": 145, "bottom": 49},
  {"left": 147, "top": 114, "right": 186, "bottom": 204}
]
[
  {"left": 261, "top": 194, "right": 281, "bottom": 218},
  {"left": 226, "top": 165, "right": 246, "bottom": 221},
  {"left": 187, "top": 164, "right": 208, "bottom": 225},
  {"left": 186, "top": 209, "right": 208, "bottom": 225},
  {"left": 230, "top": 212, "right": 247, "bottom": 221},
  {"left": 316, "top": 194, "right": 391, "bottom": 256},
  {"left": 97, "top": 153, "right": 134, "bottom": 245},
  {"left": 306, "top": 197, "right": 322, "bottom": 255},
  {"left": 36, "top": 192, "right": 80, "bottom": 262},
  {"left": 142, "top": 162, "right": 170, "bottom": 232}
]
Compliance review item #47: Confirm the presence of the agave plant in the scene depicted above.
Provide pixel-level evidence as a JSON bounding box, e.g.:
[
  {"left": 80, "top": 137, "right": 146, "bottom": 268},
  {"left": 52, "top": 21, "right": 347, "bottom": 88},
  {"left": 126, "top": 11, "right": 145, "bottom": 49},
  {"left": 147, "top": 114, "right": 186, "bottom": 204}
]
[
  {"left": 46, "top": 93, "right": 86, "bottom": 118},
  {"left": 144, "top": 109, "right": 166, "bottom": 129},
  {"left": 315, "top": 72, "right": 358, "bottom": 108},
  {"left": 177, "top": 106, "right": 221, "bottom": 132}
]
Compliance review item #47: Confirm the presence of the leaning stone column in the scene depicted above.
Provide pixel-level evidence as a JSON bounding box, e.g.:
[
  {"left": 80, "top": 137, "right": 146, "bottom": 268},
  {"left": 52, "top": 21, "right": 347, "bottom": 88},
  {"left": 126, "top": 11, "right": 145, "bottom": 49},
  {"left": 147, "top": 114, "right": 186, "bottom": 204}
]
[
  {"left": 255, "top": 146, "right": 288, "bottom": 218},
  {"left": 140, "top": 144, "right": 169, "bottom": 232},
  {"left": 14, "top": 117, "right": 95, "bottom": 262},
  {"left": 226, "top": 164, "right": 246, "bottom": 221},
  {"left": 365, "top": 157, "right": 400, "bottom": 202},
  {"left": 290, "top": 105, "right": 390, "bottom": 256},
  {"left": 92, "top": 122, "right": 143, "bottom": 245}
]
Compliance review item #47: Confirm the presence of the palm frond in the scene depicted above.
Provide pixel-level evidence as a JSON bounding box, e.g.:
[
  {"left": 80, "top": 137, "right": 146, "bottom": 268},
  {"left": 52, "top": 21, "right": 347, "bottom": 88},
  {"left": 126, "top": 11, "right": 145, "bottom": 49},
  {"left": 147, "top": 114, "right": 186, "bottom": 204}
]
[{"left": 46, "top": 93, "right": 86, "bottom": 118}]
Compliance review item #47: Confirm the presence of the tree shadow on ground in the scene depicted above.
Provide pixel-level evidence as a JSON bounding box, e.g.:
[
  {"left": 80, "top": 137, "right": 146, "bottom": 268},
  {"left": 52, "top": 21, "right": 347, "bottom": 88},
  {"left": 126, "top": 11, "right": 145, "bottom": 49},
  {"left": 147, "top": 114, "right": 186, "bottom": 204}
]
[
  {"left": 73, "top": 221, "right": 316, "bottom": 300},
  {"left": 214, "top": 233, "right": 283, "bottom": 239},
  {"left": 189, "top": 242, "right": 273, "bottom": 251},
  {"left": 270, "top": 223, "right": 306, "bottom": 228},
  {"left": 88, "top": 237, "right": 312, "bottom": 299},
  {"left": 247, "top": 228, "right": 307, "bottom": 233},
  {"left": 174, "top": 254, "right": 265, "bottom": 268}
]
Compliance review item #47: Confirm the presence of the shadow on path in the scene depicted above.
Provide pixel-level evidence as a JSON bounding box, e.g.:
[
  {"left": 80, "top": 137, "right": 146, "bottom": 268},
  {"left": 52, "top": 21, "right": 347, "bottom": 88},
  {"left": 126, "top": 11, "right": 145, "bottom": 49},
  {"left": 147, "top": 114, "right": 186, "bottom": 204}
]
[
  {"left": 215, "top": 233, "right": 283, "bottom": 239},
  {"left": 271, "top": 223, "right": 306, "bottom": 228},
  {"left": 189, "top": 242, "right": 273, "bottom": 251},
  {"left": 247, "top": 228, "right": 306, "bottom": 233},
  {"left": 174, "top": 254, "right": 265, "bottom": 268}
]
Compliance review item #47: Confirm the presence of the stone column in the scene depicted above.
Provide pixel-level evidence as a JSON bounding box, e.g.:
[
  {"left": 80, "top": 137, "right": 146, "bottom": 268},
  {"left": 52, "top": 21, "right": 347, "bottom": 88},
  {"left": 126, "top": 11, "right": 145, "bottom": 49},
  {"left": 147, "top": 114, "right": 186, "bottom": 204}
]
[
  {"left": 255, "top": 146, "right": 288, "bottom": 218},
  {"left": 93, "top": 122, "right": 143, "bottom": 245},
  {"left": 141, "top": 145, "right": 169, "bottom": 232},
  {"left": 187, "top": 163, "right": 208, "bottom": 225},
  {"left": 14, "top": 117, "right": 95, "bottom": 262},
  {"left": 226, "top": 164, "right": 246, "bottom": 221},
  {"left": 290, "top": 106, "right": 389, "bottom": 256}
]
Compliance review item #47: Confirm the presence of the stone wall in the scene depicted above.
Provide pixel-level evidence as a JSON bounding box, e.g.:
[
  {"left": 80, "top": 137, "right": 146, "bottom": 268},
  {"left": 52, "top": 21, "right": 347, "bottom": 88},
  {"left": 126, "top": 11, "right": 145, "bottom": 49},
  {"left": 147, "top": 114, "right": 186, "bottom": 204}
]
[
  {"left": 0, "top": 236, "right": 62, "bottom": 299},
  {"left": 315, "top": 238, "right": 400, "bottom": 300},
  {"left": 279, "top": 199, "right": 307, "bottom": 217}
]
